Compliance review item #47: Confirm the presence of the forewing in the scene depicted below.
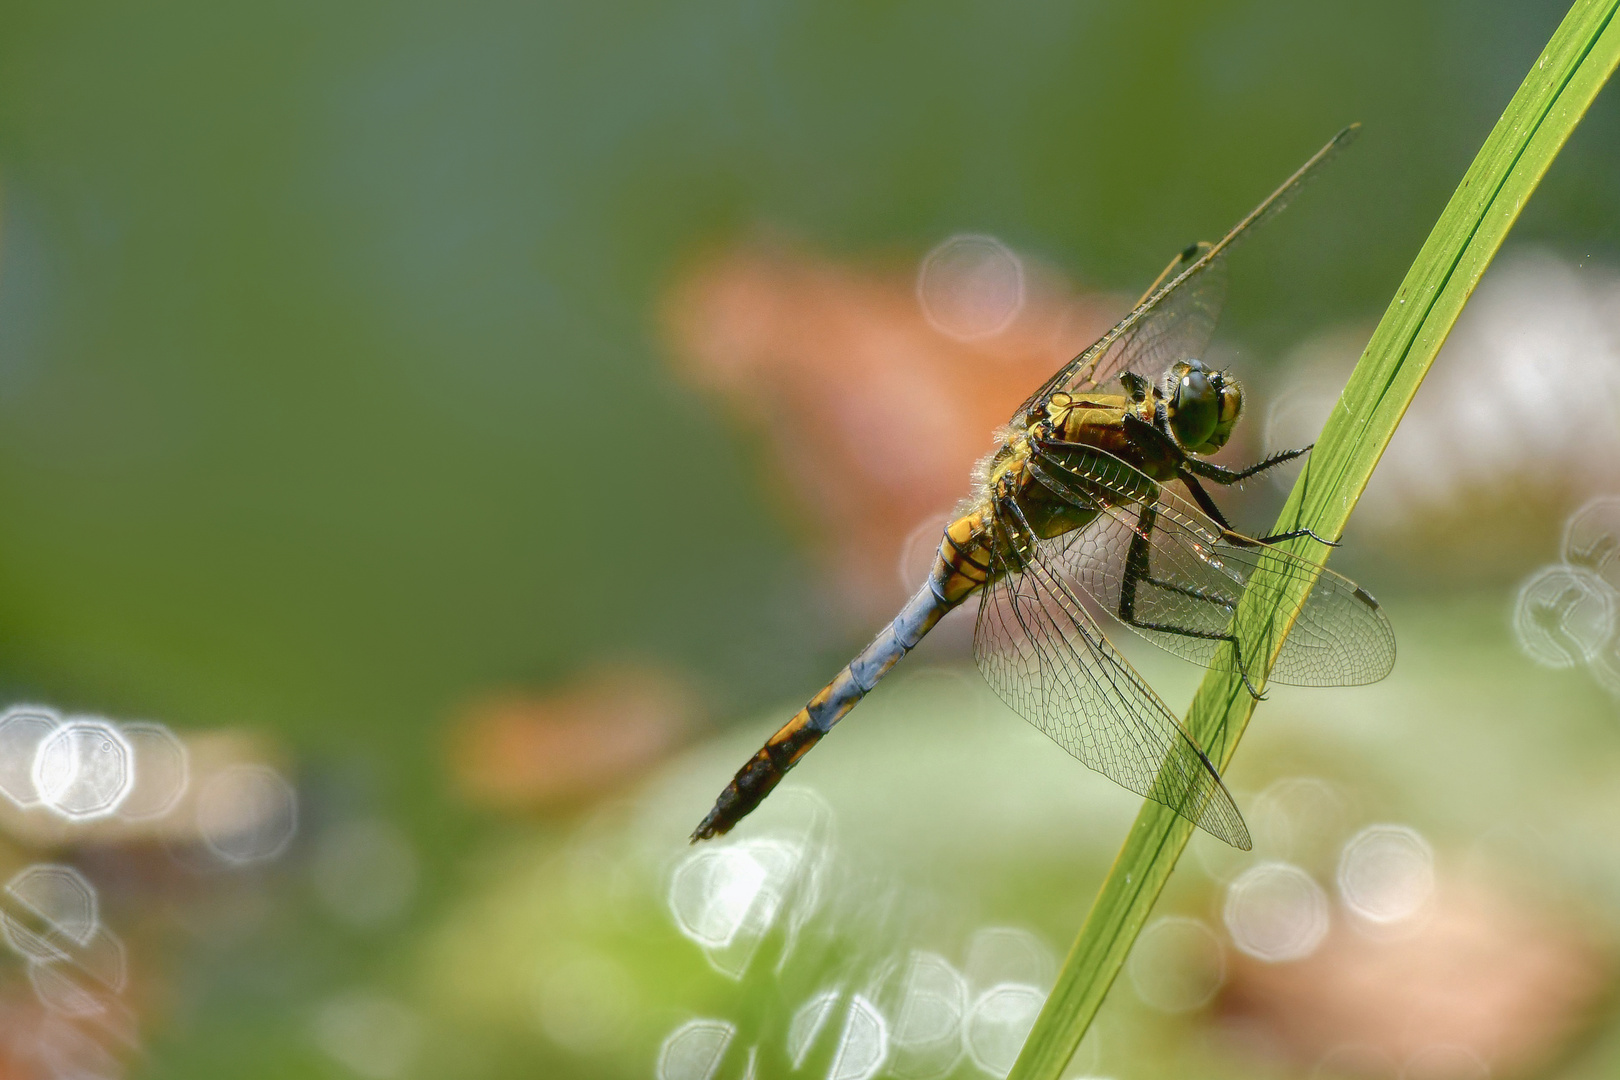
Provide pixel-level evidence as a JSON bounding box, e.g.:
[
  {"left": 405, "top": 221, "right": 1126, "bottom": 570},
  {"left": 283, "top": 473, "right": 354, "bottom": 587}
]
[
  {"left": 1029, "top": 446, "right": 1396, "bottom": 687},
  {"left": 973, "top": 520, "right": 1251, "bottom": 849},
  {"left": 1017, "top": 125, "right": 1358, "bottom": 416},
  {"left": 1069, "top": 248, "right": 1228, "bottom": 398}
]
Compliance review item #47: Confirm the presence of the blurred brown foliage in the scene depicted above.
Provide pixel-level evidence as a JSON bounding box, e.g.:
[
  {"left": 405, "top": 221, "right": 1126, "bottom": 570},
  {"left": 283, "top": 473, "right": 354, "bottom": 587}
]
[
  {"left": 663, "top": 243, "right": 1120, "bottom": 616},
  {"left": 449, "top": 666, "right": 696, "bottom": 813}
]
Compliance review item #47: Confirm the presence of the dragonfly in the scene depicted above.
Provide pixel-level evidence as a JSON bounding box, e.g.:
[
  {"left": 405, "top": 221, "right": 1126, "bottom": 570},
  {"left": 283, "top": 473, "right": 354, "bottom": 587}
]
[{"left": 692, "top": 126, "right": 1394, "bottom": 850}]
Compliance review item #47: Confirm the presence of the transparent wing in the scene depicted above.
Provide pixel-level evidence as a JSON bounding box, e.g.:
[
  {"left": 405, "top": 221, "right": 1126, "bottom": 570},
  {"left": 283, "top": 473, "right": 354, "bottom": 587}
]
[
  {"left": 1072, "top": 244, "right": 1228, "bottom": 398},
  {"left": 1016, "top": 125, "right": 1358, "bottom": 417},
  {"left": 1027, "top": 444, "right": 1395, "bottom": 687},
  {"left": 973, "top": 506, "right": 1251, "bottom": 849}
]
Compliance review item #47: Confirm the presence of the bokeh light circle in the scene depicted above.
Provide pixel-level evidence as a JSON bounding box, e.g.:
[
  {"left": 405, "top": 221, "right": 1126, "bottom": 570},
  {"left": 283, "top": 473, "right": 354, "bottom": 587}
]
[
  {"left": 788, "top": 990, "right": 840, "bottom": 1069},
  {"left": 1127, "top": 915, "right": 1226, "bottom": 1012},
  {"left": 897, "top": 511, "right": 956, "bottom": 594},
  {"left": 657, "top": 1019, "right": 735, "bottom": 1080},
  {"left": 1590, "top": 634, "right": 1620, "bottom": 697},
  {"left": 916, "top": 234, "right": 1025, "bottom": 340},
  {"left": 829, "top": 994, "right": 889, "bottom": 1080},
  {"left": 1251, "top": 776, "right": 1352, "bottom": 862},
  {"left": 1, "top": 863, "right": 99, "bottom": 961},
  {"left": 888, "top": 950, "right": 967, "bottom": 1080},
  {"left": 1223, "top": 861, "right": 1330, "bottom": 962},
  {"left": 32, "top": 719, "right": 133, "bottom": 821},
  {"left": 195, "top": 764, "right": 298, "bottom": 864},
  {"left": 312, "top": 991, "right": 424, "bottom": 1080},
  {"left": 1512, "top": 564, "right": 1613, "bottom": 668},
  {"left": 669, "top": 844, "right": 769, "bottom": 950},
  {"left": 1562, "top": 495, "right": 1620, "bottom": 591},
  {"left": 1263, "top": 382, "right": 1339, "bottom": 491},
  {"left": 117, "top": 722, "right": 190, "bottom": 821},
  {"left": 29, "top": 927, "right": 128, "bottom": 1016},
  {"left": 964, "top": 983, "right": 1045, "bottom": 1078},
  {"left": 1337, "top": 824, "right": 1435, "bottom": 925},
  {"left": 963, "top": 926, "right": 1054, "bottom": 991},
  {"left": 0, "top": 706, "right": 60, "bottom": 807}
]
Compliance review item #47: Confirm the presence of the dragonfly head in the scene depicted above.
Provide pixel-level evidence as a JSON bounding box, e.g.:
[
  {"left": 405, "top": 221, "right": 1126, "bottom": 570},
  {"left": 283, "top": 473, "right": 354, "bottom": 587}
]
[{"left": 1165, "top": 359, "right": 1242, "bottom": 454}]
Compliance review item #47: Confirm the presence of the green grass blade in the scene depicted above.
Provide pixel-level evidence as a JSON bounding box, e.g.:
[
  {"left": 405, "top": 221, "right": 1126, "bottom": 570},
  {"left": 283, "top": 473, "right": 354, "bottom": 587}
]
[{"left": 1008, "top": 3, "right": 1620, "bottom": 1077}]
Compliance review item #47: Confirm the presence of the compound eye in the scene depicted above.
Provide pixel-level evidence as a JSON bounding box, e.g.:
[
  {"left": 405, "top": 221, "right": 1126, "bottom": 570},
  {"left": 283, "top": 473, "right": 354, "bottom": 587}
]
[
  {"left": 1218, "top": 380, "right": 1243, "bottom": 426},
  {"left": 1194, "top": 374, "right": 1244, "bottom": 453},
  {"left": 1170, "top": 369, "right": 1218, "bottom": 449}
]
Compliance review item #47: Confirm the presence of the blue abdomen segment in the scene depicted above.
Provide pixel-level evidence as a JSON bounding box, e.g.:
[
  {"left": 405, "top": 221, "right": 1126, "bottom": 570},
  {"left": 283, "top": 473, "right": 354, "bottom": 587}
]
[
  {"left": 690, "top": 573, "right": 959, "bottom": 842},
  {"left": 801, "top": 580, "right": 953, "bottom": 736}
]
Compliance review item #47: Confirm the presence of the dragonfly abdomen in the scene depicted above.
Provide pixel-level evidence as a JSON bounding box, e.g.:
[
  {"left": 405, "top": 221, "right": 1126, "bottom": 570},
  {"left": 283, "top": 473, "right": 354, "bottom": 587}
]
[{"left": 690, "top": 518, "right": 992, "bottom": 842}]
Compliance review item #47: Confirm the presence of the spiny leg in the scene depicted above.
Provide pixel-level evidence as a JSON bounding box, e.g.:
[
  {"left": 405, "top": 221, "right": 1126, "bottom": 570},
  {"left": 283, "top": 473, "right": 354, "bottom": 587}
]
[
  {"left": 1178, "top": 469, "right": 1338, "bottom": 549},
  {"left": 1185, "top": 444, "right": 1312, "bottom": 484},
  {"left": 1117, "top": 500, "right": 1264, "bottom": 699},
  {"left": 1121, "top": 502, "right": 1237, "bottom": 612}
]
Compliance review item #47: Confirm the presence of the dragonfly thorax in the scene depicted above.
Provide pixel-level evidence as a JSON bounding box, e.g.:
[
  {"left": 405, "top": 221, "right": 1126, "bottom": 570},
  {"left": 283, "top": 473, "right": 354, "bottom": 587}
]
[
  {"left": 983, "top": 431, "right": 1033, "bottom": 498},
  {"left": 1164, "top": 359, "right": 1242, "bottom": 455}
]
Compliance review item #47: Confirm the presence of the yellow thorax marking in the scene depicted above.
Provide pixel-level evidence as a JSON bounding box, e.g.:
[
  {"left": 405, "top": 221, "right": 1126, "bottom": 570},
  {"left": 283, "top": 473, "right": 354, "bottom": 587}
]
[{"left": 1045, "top": 391, "right": 1074, "bottom": 428}]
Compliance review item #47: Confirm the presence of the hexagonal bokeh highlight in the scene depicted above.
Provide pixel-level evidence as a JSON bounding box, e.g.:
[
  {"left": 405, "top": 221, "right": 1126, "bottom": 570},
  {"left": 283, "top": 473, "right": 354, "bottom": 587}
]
[
  {"left": 28, "top": 927, "right": 128, "bottom": 1017},
  {"left": 0, "top": 705, "right": 62, "bottom": 807},
  {"left": 32, "top": 719, "right": 134, "bottom": 821},
  {"left": 117, "top": 721, "right": 190, "bottom": 822},
  {"left": 196, "top": 764, "right": 299, "bottom": 865},
  {"left": 0, "top": 863, "right": 99, "bottom": 963}
]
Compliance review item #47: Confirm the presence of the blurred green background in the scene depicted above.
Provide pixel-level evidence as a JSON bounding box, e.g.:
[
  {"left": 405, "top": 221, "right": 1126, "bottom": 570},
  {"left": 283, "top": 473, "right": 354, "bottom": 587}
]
[{"left": 0, "top": 2, "right": 1617, "bottom": 1079}]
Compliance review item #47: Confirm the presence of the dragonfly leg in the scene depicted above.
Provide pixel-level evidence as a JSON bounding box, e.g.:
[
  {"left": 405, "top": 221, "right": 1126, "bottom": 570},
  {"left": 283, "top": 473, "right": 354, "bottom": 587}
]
[
  {"left": 1186, "top": 444, "right": 1312, "bottom": 484},
  {"left": 1179, "top": 469, "right": 1338, "bottom": 549},
  {"left": 1177, "top": 469, "right": 1239, "bottom": 532},
  {"left": 1117, "top": 500, "right": 1265, "bottom": 700},
  {"left": 1251, "top": 526, "right": 1338, "bottom": 546},
  {"left": 1119, "top": 370, "right": 1152, "bottom": 402}
]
